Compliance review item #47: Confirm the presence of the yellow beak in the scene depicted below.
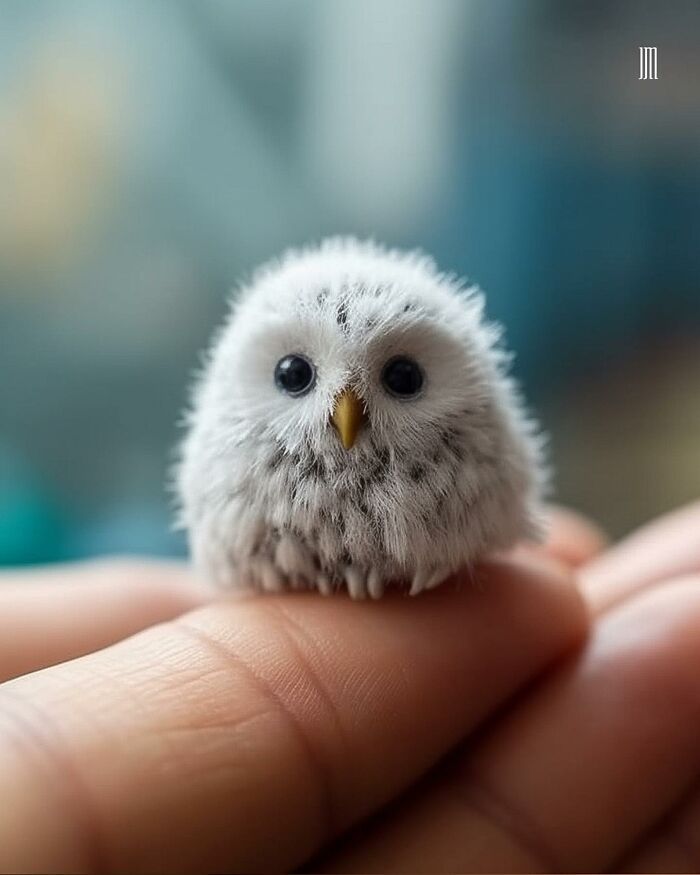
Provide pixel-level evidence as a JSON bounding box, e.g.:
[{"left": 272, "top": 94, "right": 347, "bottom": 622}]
[{"left": 331, "top": 388, "right": 366, "bottom": 450}]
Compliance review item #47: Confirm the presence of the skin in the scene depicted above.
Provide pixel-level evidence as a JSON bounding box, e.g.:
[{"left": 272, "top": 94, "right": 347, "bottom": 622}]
[{"left": 0, "top": 504, "right": 697, "bottom": 873}]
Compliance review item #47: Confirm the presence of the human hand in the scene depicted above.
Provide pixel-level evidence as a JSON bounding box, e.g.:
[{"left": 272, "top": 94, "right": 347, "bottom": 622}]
[{"left": 0, "top": 504, "right": 697, "bottom": 873}]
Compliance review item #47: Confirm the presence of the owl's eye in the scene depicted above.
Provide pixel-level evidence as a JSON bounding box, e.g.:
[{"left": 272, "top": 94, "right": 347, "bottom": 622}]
[
  {"left": 274, "top": 354, "right": 316, "bottom": 396},
  {"left": 381, "top": 356, "right": 424, "bottom": 399}
]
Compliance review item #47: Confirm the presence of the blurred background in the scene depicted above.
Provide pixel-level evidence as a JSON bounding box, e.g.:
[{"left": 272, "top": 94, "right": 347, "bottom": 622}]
[{"left": 1, "top": 0, "right": 698, "bottom": 566}]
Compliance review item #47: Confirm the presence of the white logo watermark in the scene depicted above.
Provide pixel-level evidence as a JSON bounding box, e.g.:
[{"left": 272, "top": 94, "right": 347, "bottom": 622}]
[{"left": 639, "top": 46, "right": 658, "bottom": 80}]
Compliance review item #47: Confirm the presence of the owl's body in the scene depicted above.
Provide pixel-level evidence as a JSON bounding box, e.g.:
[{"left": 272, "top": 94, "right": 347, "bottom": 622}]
[{"left": 176, "top": 239, "right": 546, "bottom": 598}]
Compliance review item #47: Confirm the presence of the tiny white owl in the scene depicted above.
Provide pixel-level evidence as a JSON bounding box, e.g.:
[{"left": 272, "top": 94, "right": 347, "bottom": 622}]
[{"left": 176, "top": 238, "right": 547, "bottom": 599}]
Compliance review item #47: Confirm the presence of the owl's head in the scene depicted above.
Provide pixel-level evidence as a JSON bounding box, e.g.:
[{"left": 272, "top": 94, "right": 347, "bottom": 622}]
[{"left": 194, "top": 238, "right": 521, "bottom": 462}]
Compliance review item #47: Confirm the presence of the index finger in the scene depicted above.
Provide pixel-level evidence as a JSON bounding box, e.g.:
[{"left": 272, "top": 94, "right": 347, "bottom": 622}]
[{"left": 0, "top": 558, "right": 584, "bottom": 874}]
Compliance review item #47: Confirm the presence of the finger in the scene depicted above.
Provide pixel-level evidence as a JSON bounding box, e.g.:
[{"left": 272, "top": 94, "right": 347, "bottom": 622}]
[
  {"left": 322, "top": 575, "right": 700, "bottom": 874},
  {"left": 0, "top": 559, "right": 209, "bottom": 681},
  {"left": 581, "top": 499, "right": 700, "bottom": 612},
  {"left": 0, "top": 558, "right": 585, "bottom": 874},
  {"left": 509, "top": 505, "right": 607, "bottom": 577},
  {"left": 617, "top": 785, "right": 700, "bottom": 873},
  {"left": 539, "top": 504, "right": 608, "bottom": 568}
]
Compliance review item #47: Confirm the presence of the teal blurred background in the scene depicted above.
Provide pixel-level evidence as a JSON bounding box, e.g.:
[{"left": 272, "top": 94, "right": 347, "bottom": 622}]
[{"left": 1, "top": 0, "right": 699, "bottom": 566}]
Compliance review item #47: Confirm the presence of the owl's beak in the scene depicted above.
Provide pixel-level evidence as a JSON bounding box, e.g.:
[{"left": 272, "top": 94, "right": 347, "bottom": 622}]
[{"left": 331, "top": 388, "right": 366, "bottom": 450}]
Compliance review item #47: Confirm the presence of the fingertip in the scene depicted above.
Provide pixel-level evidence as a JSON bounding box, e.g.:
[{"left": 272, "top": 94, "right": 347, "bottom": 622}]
[
  {"left": 473, "top": 554, "right": 589, "bottom": 649},
  {"left": 532, "top": 505, "right": 608, "bottom": 568}
]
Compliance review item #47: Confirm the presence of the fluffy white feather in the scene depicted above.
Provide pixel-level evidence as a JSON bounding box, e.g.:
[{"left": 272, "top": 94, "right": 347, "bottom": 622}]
[{"left": 176, "top": 238, "right": 547, "bottom": 598}]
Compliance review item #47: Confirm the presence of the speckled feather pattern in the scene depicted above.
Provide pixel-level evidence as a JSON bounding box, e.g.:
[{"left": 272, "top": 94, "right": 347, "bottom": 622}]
[{"left": 175, "top": 238, "right": 547, "bottom": 598}]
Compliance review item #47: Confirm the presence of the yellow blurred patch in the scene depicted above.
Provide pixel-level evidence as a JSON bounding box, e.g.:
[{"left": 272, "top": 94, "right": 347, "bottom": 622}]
[{"left": 0, "top": 41, "right": 124, "bottom": 281}]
